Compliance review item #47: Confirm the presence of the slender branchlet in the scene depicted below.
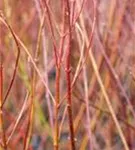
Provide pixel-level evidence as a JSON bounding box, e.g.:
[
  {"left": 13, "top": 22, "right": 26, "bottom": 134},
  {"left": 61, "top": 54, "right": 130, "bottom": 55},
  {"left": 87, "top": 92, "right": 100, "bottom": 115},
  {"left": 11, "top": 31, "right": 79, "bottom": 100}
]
[
  {"left": 0, "top": 60, "right": 7, "bottom": 150},
  {"left": 65, "top": 0, "right": 76, "bottom": 149}
]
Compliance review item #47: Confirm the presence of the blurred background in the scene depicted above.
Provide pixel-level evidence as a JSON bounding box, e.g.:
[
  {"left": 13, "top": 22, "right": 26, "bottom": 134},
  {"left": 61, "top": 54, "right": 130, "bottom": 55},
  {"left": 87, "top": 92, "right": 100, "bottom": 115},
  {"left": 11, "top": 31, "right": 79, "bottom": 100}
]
[{"left": 0, "top": 0, "right": 135, "bottom": 149}]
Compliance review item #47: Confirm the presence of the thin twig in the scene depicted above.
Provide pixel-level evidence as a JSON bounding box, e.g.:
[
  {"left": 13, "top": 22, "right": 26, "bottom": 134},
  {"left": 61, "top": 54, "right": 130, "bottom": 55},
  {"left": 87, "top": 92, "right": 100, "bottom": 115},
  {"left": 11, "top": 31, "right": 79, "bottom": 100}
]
[{"left": 65, "top": 0, "right": 76, "bottom": 149}]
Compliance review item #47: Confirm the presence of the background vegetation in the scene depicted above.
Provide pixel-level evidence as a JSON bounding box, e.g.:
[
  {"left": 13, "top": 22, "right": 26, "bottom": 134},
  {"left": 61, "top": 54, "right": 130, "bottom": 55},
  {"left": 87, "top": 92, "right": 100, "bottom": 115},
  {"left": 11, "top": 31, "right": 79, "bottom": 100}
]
[{"left": 0, "top": 0, "right": 135, "bottom": 150}]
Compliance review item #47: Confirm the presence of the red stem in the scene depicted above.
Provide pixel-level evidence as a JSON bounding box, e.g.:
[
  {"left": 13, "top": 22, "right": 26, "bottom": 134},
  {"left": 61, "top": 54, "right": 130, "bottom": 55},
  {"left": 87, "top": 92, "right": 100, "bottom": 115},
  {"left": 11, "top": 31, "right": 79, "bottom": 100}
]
[
  {"left": 0, "top": 15, "right": 20, "bottom": 107},
  {"left": 0, "top": 62, "right": 7, "bottom": 149},
  {"left": 65, "top": 0, "right": 76, "bottom": 149}
]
